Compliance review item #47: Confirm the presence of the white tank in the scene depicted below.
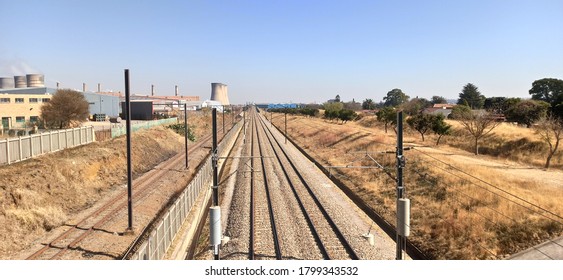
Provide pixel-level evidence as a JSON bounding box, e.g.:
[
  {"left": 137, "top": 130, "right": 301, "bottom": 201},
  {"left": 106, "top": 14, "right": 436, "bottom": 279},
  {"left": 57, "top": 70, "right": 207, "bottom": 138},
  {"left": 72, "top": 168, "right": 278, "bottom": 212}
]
[
  {"left": 0, "top": 77, "right": 14, "bottom": 89},
  {"left": 26, "top": 74, "right": 45, "bottom": 87},
  {"left": 14, "top": 76, "right": 27, "bottom": 88}
]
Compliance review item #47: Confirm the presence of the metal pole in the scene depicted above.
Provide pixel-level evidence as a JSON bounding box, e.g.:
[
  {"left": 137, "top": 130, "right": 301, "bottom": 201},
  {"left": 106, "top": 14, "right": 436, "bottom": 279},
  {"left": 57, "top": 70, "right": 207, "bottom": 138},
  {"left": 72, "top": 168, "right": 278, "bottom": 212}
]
[
  {"left": 396, "top": 110, "right": 404, "bottom": 260},
  {"left": 212, "top": 108, "right": 218, "bottom": 206},
  {"left": 270, "top": 111, "right": 273, "bottom": 127},
  {"left": 285, "top": 113, "right": 287, "bottom": 144},
  {"left": 124, "top": 69, "right": 133, "bottom": 231},
  {"left": 243, "top": 108, "right": 246, "bottom": 144},
  {"left": 184, "top": 103, "right": 188, "bottom": 169},
  {"left": 211, "top": 108, "right": 219, "bottom": 260}
]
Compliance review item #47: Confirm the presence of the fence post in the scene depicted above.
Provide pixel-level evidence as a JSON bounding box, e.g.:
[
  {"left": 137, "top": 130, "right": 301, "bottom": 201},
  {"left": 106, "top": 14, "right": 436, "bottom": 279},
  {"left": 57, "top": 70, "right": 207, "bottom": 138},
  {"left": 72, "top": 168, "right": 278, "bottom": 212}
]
[
  {"left": 18, "top": 136, "right": 22, "bottom": 162},
  {"left": 40, "top": 133, "right": 44, "bottom": 154},
  {"left": 5, "top": 139, "right": 9, "bottom": 164},
  {"left": 29, "top": 135, "right": 33, "bottom": 158}
]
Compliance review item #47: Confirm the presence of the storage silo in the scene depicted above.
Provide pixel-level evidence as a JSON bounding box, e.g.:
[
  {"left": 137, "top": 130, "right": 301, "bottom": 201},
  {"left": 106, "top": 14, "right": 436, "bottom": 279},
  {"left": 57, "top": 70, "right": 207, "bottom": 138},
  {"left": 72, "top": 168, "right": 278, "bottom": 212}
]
[
  {"left": 210, "top": 83, "right": 230, "bottom": 105},
  {"left": 14, "top": 76, "right": 27, "bottom": 88},
  {"left": 26, "top": 74, "right": 45, "bottom": 87},
  {"left": 0, "top": 77, "right": 14, "bottom": 89}
]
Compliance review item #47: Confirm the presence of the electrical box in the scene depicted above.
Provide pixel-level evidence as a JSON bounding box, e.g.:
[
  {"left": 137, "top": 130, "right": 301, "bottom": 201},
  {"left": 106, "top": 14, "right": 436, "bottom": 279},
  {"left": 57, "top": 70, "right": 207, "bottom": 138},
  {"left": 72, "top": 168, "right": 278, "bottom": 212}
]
[
  {"left": 209, "top": 206, "right": 222, "bottom": 246},
  {"left": 398, "top": 198, "right": 410, "bottom": 237}
]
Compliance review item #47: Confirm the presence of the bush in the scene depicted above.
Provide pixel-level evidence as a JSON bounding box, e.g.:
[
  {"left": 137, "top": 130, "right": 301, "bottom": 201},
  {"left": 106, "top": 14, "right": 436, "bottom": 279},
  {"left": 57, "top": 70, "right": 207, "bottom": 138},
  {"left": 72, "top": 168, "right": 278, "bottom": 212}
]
[{"left": 167, "top": 123, "right": 196, "bottom": 141}]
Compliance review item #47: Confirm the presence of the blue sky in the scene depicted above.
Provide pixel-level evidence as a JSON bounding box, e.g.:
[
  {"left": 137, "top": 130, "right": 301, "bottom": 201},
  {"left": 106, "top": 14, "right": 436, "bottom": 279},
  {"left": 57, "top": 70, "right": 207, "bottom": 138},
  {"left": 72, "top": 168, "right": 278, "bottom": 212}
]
[{"left": 1, "top": 0, "right": 562, "bottom": 104}]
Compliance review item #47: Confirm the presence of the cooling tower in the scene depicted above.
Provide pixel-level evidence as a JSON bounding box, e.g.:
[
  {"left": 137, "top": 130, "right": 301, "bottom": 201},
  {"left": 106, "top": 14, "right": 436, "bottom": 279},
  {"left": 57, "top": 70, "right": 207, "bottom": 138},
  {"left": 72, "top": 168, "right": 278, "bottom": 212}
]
[
  {"left": 26, "top": 74, "right": 45, "bottom": 87},
  {"left": 14, "top": 76, "right": 27, "bottom": 88},
  {"left": 0, "top": 77, "right": 14, "bottom": 89},
  {"left": 210, "top": 83, "right": 230, "bottom": 106}
]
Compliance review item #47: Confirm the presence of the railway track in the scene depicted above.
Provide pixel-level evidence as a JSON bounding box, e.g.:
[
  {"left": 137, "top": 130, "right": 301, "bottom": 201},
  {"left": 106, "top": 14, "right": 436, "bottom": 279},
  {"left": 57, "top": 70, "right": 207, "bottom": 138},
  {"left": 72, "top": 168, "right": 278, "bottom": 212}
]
[
  {"left": 238, "top": 108, "right": 359, "bottom": 260},
  {"left": 26, "top": 131, "right": 219, "bottom": 260},
  {"left": 250, "top": 112, "right": 282, "bottom": 259}
]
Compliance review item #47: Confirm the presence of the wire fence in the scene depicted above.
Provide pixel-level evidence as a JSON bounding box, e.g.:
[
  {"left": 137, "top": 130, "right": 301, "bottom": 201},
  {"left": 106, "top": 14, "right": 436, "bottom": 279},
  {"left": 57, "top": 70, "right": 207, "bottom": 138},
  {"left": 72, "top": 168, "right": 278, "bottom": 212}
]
[
  {"left": 110, "top": 118, "right": 178, "bottom": 138},
  {"left": 129, "top": 119, "right": 242, "bottom": 260},
  {"left": 0, "top": 126, "right": 95, "bottom": 165}
]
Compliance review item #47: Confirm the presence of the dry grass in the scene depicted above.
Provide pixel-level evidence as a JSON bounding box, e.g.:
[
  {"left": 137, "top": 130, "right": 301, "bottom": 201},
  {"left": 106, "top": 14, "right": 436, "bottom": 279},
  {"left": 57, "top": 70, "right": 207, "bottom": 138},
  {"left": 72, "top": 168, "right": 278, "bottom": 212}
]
[
  {"left": 0, "top": 123, "right": 200, "bottom": 258},
  {"left": 441, "top": 121, "right": 562, "bottom": 168},
  {"left": 274, "top": 113, "right": 563, "bottom": 259}
]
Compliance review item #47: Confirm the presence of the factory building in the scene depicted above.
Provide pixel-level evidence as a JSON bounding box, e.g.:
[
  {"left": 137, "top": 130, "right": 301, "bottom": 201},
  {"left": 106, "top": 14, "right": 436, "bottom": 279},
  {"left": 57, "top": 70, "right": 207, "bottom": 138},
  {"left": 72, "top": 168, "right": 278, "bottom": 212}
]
[{"left": 0, "top": 74, "right": 120, "bottom": 131}]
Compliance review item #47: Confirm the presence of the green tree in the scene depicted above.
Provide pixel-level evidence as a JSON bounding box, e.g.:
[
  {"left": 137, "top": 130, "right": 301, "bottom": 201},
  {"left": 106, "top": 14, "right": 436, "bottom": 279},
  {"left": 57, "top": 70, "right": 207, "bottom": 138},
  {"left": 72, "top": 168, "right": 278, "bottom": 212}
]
[
  {"left": 406, "top": 113, "right": 434, "bottom": 141},
  {"left": 431, "top": 95, "right": 448, "bottom": 104},
  {"left": 338, "top": 109, "right": 357, "bottom": 124},
  {"left": 40, "top": 89, "right": 90, "bottom": 129},
  {"left": 323, "top": 102, "right": 343, "bottom": 121},
  {"left": 505, "top": 100, "right": 550, "bottom": 128},
  {"left": 431, "top": 113, "right": 451, "bottom": 145},
  {"left": 362, "top": 98, "right": 376, "bottom": 110},
  {"left": 529, "top": 78, "right": 563, "bottom": 118},
  {"left": 401, "top": 98, "right": 431, "bottom": 116},
  {"left": 383, "top": 88, "right": 410, "bottom": 107},
  {"left": 457, "top": 83, "right": 485, "bottom": 109},
  {"left": 376, "top": 107, "right": 397, "bottom": 133},
  {"left": 535, "top": 116, "right": 563, "bottom": 169},
  {"left": 449, "top": 105, "right": 472, "bottom": 119}
]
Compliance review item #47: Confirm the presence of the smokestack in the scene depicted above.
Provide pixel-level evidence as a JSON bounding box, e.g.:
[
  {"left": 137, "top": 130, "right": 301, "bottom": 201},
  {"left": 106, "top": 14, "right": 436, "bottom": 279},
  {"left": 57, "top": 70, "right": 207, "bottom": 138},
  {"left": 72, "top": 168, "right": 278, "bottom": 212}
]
[
  {"left": 97, "top": 83, "right": 101, "bottom": 92},
  {"left": 151, "top": 84, "right": 154, "bottom": 96},
  {"left": 83, "top": 83, "right": 86, "bottom": 92},
  {"left": 175, "top": 85, "right": 178, "bottom": 96},
  {"left": 56, "top": 82, "right": 60, "bottom": 89}
]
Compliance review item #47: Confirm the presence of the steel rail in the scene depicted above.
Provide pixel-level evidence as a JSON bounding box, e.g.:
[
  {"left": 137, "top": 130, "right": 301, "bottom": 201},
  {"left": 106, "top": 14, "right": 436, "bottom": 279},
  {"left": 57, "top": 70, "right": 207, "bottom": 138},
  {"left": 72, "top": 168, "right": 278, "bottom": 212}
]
[{"left": 258, "top": 112, "right": 359, "bottom": 260}]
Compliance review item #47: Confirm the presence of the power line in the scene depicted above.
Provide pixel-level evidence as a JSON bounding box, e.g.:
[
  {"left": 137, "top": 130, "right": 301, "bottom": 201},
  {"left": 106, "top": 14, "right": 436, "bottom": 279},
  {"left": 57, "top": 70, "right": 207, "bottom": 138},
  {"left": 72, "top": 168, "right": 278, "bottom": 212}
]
[
  {"left": 411, "top": 147, "right": 563, "bottom": 225},
  {"left": 408, "top": 162, "right": 563, "bottom": 258}
]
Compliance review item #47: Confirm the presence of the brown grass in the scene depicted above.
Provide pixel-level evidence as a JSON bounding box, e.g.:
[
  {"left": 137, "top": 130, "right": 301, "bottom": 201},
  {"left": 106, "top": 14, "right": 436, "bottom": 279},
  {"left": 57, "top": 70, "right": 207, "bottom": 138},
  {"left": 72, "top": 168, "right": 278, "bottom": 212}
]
[
  {"left": 272, "top": 113, "right": 563, "bottom": 259},
  {"left": 441, "top": 121, "right": 562, "bottom": 168},
  {"left": 0, "top": 124, "right": 192, "bottom": 258}
]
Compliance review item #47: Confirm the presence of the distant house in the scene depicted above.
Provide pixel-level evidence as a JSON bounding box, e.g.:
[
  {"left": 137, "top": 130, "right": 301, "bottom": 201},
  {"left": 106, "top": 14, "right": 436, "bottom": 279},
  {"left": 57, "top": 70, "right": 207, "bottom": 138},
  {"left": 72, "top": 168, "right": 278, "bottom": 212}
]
[
  {"left": 423, "top": 103, "right": 455, "bottom": 118},
  {"left": 424, "top": 108, "right": 452, "bottom": 118},
  {"left": 432, "top": 103, "right": 455, "bottom": 109}
]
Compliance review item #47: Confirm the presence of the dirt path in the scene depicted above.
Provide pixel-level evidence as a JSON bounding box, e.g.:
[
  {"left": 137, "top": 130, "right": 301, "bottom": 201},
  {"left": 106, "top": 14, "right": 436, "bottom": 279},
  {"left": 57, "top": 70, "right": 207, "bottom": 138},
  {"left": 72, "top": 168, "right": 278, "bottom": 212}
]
[{"left": 411, "top": 145, "right": 563, "bottom": 188}]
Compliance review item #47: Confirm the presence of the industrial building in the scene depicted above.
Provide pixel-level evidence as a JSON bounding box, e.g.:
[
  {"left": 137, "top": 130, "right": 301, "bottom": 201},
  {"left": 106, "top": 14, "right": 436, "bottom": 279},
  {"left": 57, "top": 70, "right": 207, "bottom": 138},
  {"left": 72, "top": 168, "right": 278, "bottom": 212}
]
[{"left": 0, "top": 74, "right": 120, "bottom": 131}]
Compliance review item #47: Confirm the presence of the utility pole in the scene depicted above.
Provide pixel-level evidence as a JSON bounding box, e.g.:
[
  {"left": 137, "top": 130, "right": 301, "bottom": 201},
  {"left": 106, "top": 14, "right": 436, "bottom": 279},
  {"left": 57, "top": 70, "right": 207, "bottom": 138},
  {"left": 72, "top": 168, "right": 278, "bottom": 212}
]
[
  {"left": 396, "top": 111, "right": 410, "bottom": 260},
  {"left": 124, "top": 69, "right": 133, "bottom": 231},
  {"left": 270, "top": 111, "right": 273, "bottom": 127},
  {"left": 285, "top": 112, "right": 287, "bottom": 144},
  {"left": 210, "top": 108, "right": 221, "bottom": 260},
  {"left": 184, "top": 103, "right": 188, "bottom": 169},
  {"left": 222, "top": 108, "right": 225, "bottom": 135},
  {"left": 243, "top": 108, "right": 246, "bottom": 144}
]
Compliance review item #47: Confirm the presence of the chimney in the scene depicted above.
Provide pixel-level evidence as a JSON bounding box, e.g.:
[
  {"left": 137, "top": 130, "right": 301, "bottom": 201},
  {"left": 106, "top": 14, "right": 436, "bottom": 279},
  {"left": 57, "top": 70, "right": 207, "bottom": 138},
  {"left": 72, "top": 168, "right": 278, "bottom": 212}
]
[
  {"left": 56, "top": 82, "right": 60, "bottom": 89},
  {"left": 82, "top": 83, "right": 86, "bottom": 92},
  {"left": 151, "top": 84, "right": 154, "bottom": 96},
  {"left": 175, "top": 85, "right": 178, "bottom": 96},
  {"left": 97, "top": 83, "right": 101, "bottom": 92}
]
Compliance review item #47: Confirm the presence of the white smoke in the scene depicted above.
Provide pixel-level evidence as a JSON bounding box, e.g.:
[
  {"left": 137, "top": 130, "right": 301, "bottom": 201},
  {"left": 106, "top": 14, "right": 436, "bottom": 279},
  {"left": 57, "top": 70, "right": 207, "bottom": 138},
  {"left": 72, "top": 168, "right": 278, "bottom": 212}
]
[{"left": 0, "top": 58, "right": 42, "bottom": 76}]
